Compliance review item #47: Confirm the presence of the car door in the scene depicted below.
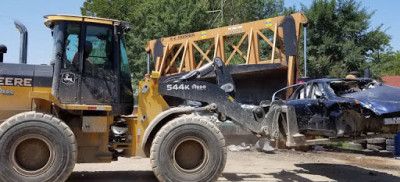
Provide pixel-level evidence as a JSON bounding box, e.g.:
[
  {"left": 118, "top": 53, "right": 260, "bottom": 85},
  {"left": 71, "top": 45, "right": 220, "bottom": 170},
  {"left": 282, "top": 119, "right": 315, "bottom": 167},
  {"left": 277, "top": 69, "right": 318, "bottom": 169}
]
[
  {"left": 305, "top": 82, "right": 332, "bottom": 132},
  {"left": 286, "top": 82, "right": 331, "bottom": 132},
  {"left": 285, "top": 83, "right": 314, "bottom": 130}
]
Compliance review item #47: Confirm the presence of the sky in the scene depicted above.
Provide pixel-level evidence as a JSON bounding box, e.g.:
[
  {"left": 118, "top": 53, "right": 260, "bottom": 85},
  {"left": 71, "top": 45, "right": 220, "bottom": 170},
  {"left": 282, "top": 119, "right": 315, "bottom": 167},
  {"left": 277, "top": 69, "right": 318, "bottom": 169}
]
[
  {"left": 285, "top": 0, "right": 400, "bottom": 52},
  {"left": 0, "top": 0, "right": 85, "bottom": 65},
  {"left": 0, "top": 0, "right": 399, "bottom": 65}
]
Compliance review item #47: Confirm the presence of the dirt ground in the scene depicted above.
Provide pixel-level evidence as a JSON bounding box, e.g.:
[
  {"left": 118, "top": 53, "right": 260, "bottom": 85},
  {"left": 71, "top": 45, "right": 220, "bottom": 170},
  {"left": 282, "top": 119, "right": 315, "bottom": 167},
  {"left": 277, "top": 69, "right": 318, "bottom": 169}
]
[{"left": 68, "top": 149, "right": 400, "bottom": 182}]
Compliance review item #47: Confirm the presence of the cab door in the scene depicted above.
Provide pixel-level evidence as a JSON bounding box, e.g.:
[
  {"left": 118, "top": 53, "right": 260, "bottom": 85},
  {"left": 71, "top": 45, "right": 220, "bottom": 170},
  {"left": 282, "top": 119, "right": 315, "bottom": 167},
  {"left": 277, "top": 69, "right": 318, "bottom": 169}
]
[
  {"left": 79, "top": 24, "right": 118, "bottom": 105},
  {"left": 57, "top": 22, "right": 81, "bottom": 103}
]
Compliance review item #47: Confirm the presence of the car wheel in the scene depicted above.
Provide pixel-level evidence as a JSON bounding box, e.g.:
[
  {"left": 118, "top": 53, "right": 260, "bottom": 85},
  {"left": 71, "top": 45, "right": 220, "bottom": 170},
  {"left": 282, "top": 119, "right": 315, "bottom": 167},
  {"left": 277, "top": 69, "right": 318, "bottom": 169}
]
[
  {"left": 367, "top": 138, "right": 386, "bottom": 144},
  {"left": 386, "top": 139, "right": 395, "bottom": 145},
  {"left": 367, "top": 144, "right": 385, "bottom": 150},
  {"left": 347, "top": 142, "right": 364, "bottom": 150},
  {"left": 386, "top": 145, "right": 395, "bottom": 152}
]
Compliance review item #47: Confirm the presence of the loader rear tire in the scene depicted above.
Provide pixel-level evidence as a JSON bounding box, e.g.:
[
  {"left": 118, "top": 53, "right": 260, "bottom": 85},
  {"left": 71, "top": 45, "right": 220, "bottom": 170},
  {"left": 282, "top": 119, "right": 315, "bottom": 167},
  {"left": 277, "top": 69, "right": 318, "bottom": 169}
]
[
  {"left": 150, "top": 115, "right": 227, "bottom": 182},
  {"left": 0, "top": 111, "right": 77, "bottom": 182}
]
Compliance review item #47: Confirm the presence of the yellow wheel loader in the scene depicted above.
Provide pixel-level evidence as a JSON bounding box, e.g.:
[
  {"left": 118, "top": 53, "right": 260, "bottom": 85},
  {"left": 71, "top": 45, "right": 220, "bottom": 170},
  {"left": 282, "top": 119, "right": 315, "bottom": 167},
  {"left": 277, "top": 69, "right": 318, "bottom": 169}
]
[{"left": 0, "top": 14, "right": 311, "bottom": 182}]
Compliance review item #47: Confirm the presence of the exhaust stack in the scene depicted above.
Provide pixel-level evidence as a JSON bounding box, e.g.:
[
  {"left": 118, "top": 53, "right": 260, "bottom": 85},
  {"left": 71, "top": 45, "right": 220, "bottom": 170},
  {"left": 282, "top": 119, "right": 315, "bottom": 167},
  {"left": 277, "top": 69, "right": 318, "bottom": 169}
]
[
  {"left": 14, "top": 20, "right": 28, "bottom": 64},
  {"left": 0, "top": 44, "right": 7, "bottom": 63}
]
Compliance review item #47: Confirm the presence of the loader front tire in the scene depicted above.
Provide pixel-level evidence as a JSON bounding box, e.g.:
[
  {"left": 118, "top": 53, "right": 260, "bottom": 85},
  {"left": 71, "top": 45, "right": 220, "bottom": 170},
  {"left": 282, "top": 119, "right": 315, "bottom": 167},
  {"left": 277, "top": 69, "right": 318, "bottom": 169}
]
[
  {"left": 150, "top": 115, "right": 226, "bottom": 182},
  {"left": 0, "top": 112, "right": 77, "bottom": 182}
]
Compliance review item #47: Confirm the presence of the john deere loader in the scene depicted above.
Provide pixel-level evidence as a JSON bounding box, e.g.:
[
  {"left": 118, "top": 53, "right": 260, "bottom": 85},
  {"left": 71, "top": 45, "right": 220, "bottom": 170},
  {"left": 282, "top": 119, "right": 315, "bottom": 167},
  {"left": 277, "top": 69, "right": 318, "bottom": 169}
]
[{"left": 0, "top": 13, "right": 309, "bottom": 182}]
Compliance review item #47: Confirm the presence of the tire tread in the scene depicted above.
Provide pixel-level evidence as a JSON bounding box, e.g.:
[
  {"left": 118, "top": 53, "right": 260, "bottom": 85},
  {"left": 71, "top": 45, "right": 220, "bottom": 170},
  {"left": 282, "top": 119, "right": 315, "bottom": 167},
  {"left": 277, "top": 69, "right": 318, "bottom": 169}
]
[{"left": 150, "top": 114, "right": 226, "bottom": 182}]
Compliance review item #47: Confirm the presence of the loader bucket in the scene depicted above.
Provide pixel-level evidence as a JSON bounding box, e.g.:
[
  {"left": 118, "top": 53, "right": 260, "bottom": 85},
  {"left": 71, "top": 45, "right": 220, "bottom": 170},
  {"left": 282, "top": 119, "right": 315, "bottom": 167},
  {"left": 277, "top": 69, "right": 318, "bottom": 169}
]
[{"left": 202, "top": 63, "right": 289, "bottom": 105}]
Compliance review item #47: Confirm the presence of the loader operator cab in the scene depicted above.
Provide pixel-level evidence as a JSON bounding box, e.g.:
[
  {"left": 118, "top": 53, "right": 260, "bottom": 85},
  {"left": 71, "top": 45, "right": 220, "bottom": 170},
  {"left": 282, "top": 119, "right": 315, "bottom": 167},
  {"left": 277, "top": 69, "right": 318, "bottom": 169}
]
[{"left": 44, "top": 15, "right": 133, "bottom": 115}]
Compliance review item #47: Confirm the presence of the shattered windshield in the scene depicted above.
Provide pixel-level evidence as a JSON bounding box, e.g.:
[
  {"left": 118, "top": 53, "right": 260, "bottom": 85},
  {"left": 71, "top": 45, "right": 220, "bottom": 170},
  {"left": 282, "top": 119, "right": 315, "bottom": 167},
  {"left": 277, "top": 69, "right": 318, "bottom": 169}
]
[{"left": 329, "top": 79, "right": 380, "bottom": 96}]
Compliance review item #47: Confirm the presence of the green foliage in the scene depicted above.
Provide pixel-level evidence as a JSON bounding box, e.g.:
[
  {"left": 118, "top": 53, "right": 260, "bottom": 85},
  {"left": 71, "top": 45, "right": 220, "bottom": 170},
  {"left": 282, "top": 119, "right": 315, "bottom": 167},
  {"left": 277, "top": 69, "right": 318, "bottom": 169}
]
[
  {"left": 211, "top": 0, "right": 287, "bottom": 65},
  {"left": 81, "top": 0, "right": 210, "bottom": 89},
  {"left": 80, "top": 0, "right": 289, "bottom": 89},
  {"left": 213, "top": 0, "right": 285, "bottom": 26},
  {"left": 80, "top": 0, "right": 395, "bottom": 85},
  {"left": 366, "top": 50, "right": 400, "bottom": 79},
  {"left": 300, "top": 0, "right": 391, "bottom": 78}
]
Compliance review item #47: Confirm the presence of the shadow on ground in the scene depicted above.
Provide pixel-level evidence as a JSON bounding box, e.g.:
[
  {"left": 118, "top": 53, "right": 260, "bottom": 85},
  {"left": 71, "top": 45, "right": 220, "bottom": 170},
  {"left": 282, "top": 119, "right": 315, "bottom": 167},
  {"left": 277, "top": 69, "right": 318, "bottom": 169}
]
[
  {"left": 292, "top": 163, "right": 400, "bottom": 182},
  {"left": 67, "top": 171, "right": 158, "bottom": 182},
  {"left": 68, "top": 163, "right": 400, "bottom": 182},
  {"left": 222, "top": 163, "right": 400, "bottom": 182},
  {"left": 324, "top": 147, "right": 396, "bottom": 158}
]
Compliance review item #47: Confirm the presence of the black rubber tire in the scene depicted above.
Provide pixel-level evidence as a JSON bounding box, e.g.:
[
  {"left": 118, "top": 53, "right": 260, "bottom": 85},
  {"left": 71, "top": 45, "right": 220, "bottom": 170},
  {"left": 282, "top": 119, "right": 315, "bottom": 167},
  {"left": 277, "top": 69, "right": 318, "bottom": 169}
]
[
  {"left": 367, "top": 144, "right": 385, "bottom": 150},
  {"left": 386, "top": 139, "right": 395, "bottom": 145},
  {"left": 367, "top": 138, "right": 386, "bottom": 144},
  {"left": 0, "top": 111, "right": 77, "bottom": 182},
  {"left": 347, "top": 142, "right": 364, "bottom": 150},
  {"left": 386, "top": 145, "right": 395, "bottom": 152},
  {"left": 353, "top": 139, "right": 367, "bottom": 144},
  {"left": 150, "top": 115, "right": 227, "bottom": 182}
]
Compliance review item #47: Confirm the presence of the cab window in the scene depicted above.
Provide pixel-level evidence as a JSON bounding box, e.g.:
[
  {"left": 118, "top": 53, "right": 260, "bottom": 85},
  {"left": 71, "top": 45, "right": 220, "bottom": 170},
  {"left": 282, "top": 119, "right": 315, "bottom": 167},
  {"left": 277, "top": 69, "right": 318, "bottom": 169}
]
[
  {"left": 120, "top": 37, "right": 130, "bottom": 75},
  {"left": 84, "top": 25, "right": 114, "bottom": 76},
  {"left": 63, "top": 23, "right": 80, "bottom": 69}
]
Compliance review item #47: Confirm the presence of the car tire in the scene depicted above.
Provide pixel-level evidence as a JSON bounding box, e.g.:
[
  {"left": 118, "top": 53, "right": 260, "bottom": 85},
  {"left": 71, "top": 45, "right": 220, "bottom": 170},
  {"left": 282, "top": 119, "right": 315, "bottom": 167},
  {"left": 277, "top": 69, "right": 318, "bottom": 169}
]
[
  {"left": 347, "top": 142, "right": 364, "bottom": 150},
  {"left": 386, "top": 139, "right": 395, "bottom": 145},
  {"left": 367, "top": 144, "right": 385, "bottom": 150},
  {"left": 386, "top": 145, "right": 395, "bottom": 152},
  {"left": 0, "top": 112, "right": 77, "bottom": 182},
  {"left": 150, "top": 114, "right": 227, "bottom": 182},
  {"left": 354, "top": 139, "right": 367, "bottom": 144},
  {"left": 353, "top": 139, "right": 367, "bottom": 148},
  {"left": 367, "top": 138, "right": 386, "bottom": 144}
]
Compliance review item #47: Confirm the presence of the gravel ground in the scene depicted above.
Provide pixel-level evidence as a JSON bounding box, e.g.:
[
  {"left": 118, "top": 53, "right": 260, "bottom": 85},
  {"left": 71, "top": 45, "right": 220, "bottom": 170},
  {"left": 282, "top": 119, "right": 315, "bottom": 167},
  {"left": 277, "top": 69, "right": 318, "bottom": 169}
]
[{"left": 68, "top": 149, "right": 400, "bottom": 182}]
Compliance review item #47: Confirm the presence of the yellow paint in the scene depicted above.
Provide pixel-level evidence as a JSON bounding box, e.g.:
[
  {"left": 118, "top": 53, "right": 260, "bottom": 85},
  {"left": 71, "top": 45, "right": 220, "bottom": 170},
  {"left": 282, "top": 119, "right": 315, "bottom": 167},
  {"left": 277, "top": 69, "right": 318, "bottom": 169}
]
[
  {"left": 0, "top": 86, "right": 32, "bottom": 121},
  {"left": 121, "top": 116, "right": 137, "bottom": 156},
  {"left": 228, "top": 95, "right": 235, "bottom": 102},
  {"left": 265, "top": 18, "right": 273, "bottom": 27},
  {"left": 44, "top": 15, "right": 120, "bottom": 27},
  {"left": 0, "top": 86, "right": 31, "bottom": 109},
  {"left": 151, "top": 71, "right": 161, "bottom": 78},
  {"left": 32, "top": 86, "right": 52, "bottom": 93},
  {"left": 131, "top": 77, "right": 169, "bottom": 156},
  {"left": 200, "top": 31, "right": 207, "bottom": 39},
  {"left": 30, "top": 91, "right": 112, "bottom": 111}
]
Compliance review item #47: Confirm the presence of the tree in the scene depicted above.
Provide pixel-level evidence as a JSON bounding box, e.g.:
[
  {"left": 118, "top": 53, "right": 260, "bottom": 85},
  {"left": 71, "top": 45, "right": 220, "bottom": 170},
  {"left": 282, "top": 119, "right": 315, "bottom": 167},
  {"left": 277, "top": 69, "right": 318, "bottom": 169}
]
[
  {"left": 209, "top": 0, "right": 286, "bottom": 26},
  {"left": 367, "top": 50, "right": 400, "bottom": 79},
  {"left": 80, "top": 0, "right": 289, "bottom": 88},
  {"left": 81, "top": 0, "right": 211, "bottom": 89},
  {"left": 300, "top": 0, "right": 391, "bottom": 78}
]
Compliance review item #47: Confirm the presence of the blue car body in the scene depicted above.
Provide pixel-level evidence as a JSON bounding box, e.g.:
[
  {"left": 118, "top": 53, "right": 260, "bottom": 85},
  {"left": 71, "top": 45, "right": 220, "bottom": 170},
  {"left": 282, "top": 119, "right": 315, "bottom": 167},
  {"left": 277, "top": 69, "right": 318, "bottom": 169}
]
[{"left": 272, "top": 78, "right": 400, "bottom": 136}]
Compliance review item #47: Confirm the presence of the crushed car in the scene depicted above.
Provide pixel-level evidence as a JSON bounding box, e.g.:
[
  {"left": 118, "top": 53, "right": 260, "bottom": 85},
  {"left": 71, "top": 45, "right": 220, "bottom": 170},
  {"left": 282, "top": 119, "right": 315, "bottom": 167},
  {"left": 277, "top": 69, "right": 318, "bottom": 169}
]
[{"left": 269, "top": 78, "right": 400, "bottom": 140}]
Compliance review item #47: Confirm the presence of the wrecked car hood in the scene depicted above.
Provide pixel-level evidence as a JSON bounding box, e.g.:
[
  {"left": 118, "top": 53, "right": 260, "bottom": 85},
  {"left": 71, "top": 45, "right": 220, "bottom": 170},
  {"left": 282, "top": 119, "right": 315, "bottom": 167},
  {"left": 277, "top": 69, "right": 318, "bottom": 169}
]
[{"left": 342, "top": 85, "right": 400, "bottom": 115}]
